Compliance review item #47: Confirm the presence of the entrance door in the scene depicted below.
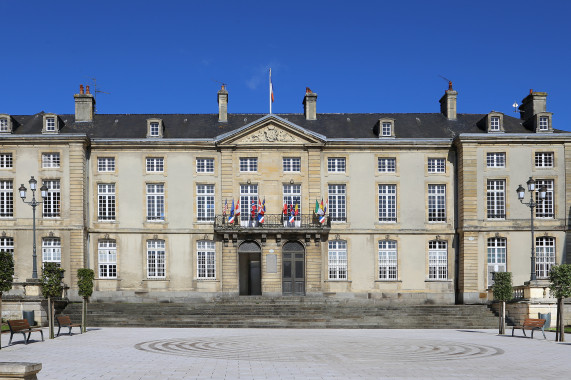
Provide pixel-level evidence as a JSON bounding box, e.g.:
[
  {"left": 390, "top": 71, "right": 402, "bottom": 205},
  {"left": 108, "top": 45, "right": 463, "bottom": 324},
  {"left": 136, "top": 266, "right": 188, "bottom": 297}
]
[
  {"left": 282, "top": 241, "right": 305, "bottom": 296},
  {"left": 238, "top": 241, "right": 262, "bottom": 295}
]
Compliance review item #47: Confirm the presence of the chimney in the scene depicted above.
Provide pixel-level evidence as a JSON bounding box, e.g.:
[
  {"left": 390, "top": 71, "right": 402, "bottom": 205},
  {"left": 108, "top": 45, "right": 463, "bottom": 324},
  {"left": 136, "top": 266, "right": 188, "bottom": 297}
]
[
  {"left": 74, "top": 84, "right": 95, "bottom": 122},
  {"left": 303, "top": 87, "right": 317, "bottom": 120},
  {"left": 217, "top": 85, "right": 228, "bottom": 123},
  {"left": 518, "top": 89, "right": 547, "bottom": 121},
  {"left": 439, "top": 81, "right": 457, "bottom": 120}
]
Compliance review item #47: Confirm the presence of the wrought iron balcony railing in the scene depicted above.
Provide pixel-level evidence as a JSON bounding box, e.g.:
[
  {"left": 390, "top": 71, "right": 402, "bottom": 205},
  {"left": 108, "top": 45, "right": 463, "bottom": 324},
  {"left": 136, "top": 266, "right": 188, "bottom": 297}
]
[{"left": 214, "top": 213, "right": 331, "bottom": 231}]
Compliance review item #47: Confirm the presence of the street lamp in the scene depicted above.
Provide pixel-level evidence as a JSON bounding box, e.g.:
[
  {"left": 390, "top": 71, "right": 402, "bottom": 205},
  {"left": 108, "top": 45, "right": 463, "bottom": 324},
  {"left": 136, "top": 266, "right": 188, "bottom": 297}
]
[
  {"left": 516, "top": 177, "right": 547, "bottom": 282},
  {"left": 19, "top": 176, "right": 48, "bottom": 279}
]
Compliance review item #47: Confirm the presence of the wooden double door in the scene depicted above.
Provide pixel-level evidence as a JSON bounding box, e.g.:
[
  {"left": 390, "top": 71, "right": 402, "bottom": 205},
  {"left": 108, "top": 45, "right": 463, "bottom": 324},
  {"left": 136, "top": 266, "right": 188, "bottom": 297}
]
[{"left": 282, "top": 241, "right": 305, "bottom": 296}]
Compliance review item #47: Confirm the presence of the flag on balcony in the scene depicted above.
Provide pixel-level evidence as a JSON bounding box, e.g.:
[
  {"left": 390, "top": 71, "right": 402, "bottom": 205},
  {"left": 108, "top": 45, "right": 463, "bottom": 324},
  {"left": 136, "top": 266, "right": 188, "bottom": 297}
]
[
  {"left": 235, "top": 199, "right": 241, "bottom": 219},
  {"left": 315, "top": 199, "right": 324, "bottom": 215},
  {"left": 319, "top": 200, "right": 327, "bottom": 224},
  {"left": 228, "top": 199, "right": 235, "bottom": 223},
  {"left": 288, "top": 204, "right": 296, "bottom": 223},
  {"left": 251, "top": 199, "right": 257, "bottom": 218},
  {"left": 223, "top": 199, "right": 228, "bottom": 216},
  {"left": 283, "top": 202, "right": 287, "bottom": 216},
  {"left": 258, "top": 198, "right": 265, "bottom": 223}
]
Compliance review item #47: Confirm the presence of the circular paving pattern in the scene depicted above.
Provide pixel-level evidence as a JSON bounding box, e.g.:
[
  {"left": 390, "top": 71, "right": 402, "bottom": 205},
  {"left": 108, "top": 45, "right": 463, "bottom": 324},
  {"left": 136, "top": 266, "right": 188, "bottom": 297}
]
[{"left": 134, "top": 335, "right": 503, "bottom": 363}]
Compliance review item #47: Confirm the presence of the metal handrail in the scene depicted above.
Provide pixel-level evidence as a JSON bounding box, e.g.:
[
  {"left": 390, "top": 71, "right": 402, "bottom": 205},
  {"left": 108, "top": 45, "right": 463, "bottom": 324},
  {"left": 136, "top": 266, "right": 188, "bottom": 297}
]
[{"left": 214, "top": 213, "right": 331, "bottom": 229}]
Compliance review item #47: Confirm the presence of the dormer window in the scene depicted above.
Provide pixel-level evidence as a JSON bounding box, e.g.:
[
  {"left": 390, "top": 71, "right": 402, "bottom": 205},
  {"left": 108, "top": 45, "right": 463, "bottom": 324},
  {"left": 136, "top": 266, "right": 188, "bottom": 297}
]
[
  {"left": 147, "top": 119, "right": 163, "bottom": 138},
  {"left": 539, "top": 116, "right": 549, "bottom": 131},
  {"left": 490, "top": 117, "right": 500, "bottom": 131},
  {"left": 0, "top": 115, "right": 12, "bottom": 133},
  {"left": 382, "top": 122, "right": 392, "bottom": 136},
  {"left": 484, "top": 112, "right": 504, "bottom": 133},
  {"left": 42, "top": 114, "right": 59, "bottom": 134},
  {"left": 376, "top": 118, "right": 395, "bottom": 138}
]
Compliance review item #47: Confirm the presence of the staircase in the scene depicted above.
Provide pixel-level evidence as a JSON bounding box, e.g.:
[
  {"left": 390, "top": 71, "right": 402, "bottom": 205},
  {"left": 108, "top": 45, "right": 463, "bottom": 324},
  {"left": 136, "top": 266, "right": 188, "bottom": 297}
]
[{"left": 62, "top": 297, "right": 500, "bottom": 329}]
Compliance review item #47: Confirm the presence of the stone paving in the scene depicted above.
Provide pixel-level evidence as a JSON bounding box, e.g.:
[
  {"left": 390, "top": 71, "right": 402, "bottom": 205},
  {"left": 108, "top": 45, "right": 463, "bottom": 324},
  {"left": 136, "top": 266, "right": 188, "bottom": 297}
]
[{"left": 1, "top": 327, "right": 569, "bottom": 379}]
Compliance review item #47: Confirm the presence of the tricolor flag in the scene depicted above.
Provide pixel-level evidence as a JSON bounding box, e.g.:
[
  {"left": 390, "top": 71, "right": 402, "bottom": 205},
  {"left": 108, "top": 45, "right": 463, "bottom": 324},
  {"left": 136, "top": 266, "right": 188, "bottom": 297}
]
[
  {"left": 228, "top": 199, "right": 235, "bottom": 223},
  {"left": 270, "top": 68, "right": 274, "bottom": 103},
  {"left": 251, "top": 200, "right": 257, "bottom": 218},
  {"left": 315, "top": 199, "right": 324, "bottom": 216},
  {"left": 257, "top": 198, "right": 265, "bottom": 223},
  {"left": 319, "top": 200, "right": 328, "bottom": 224},
  {"left": 235, "top": 199, "right": 241, "bottom": 219},
  {"left": 282, "top": 203, "right": 287, "bottom": 216},
  {"left": 288, "top": 204, "right": 296, "bottom": 223}
]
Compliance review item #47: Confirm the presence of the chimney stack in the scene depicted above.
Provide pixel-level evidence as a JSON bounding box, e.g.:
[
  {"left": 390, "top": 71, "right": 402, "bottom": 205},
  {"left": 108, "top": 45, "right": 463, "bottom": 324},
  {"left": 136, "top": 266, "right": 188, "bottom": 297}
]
[
  {"left": 303, "top": 87, "right": 317, "bottom": 120},
  {"left": 518, "top": 89, "right": 547, "bottom": 121},
  {"left": 217, "top": 85, "right": 228, "bottom": 123},
  {"left": 439, "top": 81, "right": 457, "bottom": 120},
  {"left": 74, "top": 84, "right": 95, "bottom": 122}
]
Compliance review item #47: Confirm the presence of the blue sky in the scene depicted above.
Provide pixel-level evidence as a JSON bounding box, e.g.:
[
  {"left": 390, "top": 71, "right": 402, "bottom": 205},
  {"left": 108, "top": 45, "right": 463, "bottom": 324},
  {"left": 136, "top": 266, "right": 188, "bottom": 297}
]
[{"left": 2, "top": 0, "right": 570, "bottom": 131}]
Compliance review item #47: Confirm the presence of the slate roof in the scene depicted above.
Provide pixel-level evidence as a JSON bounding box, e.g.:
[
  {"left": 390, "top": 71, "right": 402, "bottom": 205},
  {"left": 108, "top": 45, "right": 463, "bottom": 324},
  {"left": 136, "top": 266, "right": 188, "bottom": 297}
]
[{"left": 5, "top": 112, "right": 560, "bottom": 140}]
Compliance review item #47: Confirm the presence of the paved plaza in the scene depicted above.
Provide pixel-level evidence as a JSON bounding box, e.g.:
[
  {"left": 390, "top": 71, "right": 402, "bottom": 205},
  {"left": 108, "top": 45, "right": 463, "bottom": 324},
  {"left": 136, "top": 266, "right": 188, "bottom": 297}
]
[{"left": 1, "top": 327, "right": 569, "bottom": 379}]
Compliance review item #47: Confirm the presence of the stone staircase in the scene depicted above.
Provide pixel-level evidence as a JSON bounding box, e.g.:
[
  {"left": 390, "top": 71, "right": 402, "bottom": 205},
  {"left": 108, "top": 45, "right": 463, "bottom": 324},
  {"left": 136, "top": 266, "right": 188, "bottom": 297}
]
[{"left": 61, "top": 297, "right": 501, "bottom": 329}]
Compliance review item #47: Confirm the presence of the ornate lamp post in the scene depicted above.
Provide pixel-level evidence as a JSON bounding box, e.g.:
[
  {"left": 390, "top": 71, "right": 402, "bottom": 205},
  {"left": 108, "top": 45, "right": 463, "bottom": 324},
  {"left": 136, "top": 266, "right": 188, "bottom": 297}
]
[
  {"left": 516, "top": 177, "right": 547, "bottom": 282},
  {"left": 18, "top": 176, "right": 48, "bottom": 279}
]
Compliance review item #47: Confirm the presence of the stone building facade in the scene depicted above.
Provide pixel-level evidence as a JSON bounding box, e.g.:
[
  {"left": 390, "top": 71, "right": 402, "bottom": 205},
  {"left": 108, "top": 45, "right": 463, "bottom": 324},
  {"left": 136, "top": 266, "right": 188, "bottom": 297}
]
[{"left": 1, "top": 84, "right": 569, "bottom": 305}]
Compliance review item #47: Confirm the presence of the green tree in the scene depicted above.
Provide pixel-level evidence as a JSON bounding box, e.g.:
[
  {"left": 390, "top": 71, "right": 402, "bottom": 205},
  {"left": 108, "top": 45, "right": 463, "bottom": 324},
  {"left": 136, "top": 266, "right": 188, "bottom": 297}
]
[
  {"left": 0, "top": 251, "right": 15, "bottom": 350},
  {"left": 549, "top": 264, "right": 571, "bottom": 342},
  {"left": 492, "top": 272, "right": 513, "bottom": 335},
  {"left": 41, "top": 263, "right": 64, "bottom": 339},
  {"left": 77, "top": 268, "right": 94, "bottom": 333}
]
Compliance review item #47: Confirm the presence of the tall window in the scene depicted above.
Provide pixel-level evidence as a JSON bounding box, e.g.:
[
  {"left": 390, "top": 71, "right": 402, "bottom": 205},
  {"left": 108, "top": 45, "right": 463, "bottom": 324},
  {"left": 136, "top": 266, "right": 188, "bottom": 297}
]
[
  {"left": 487, "top": 238, "right": 506, "bottom": 287},
  {"left": 539, "top": 116, "right": 549, "bottom": 131},
  {"left": 328, "top": 240, "right": 347, "bottom": 280},
  {"left": 327, "top": 157, "right": 345, "bottom": 173},
  {"left": 197, "top": 184, "right": 215, "bottom": 222},
  {"left": 428, "top": 240, "right": 447, "bottom": 280},
  {"left": 240, "top": 184, "right": 258, "bottom": 222},
  {"left": 197, "top": 240, "right": 215, "bottom": 279},
  {"left": 98, "top": 157, "right": 115, "bottom": 172},
  {"left": 98, "top": 240, "right": 117, "bottom": 278},
  {"left": 0, "top": 118, "right": 8, "bottom": 132},
  {"left": 486, "top": 180, "right": 505, "bottom": 219},
  {"left": 378, "top": 184, "right": 396, "bottom": 222},
  {"left": 146, "top": 157, "right": 164, "bottom": 172},
  {"left": 196, "top": 158, "right": 214, "bottom": 173},
  {"left": 328, "top": 184, "right": 346, "bottom": 222},
  {"left": 490, "top": 116, "right": 500, "bottom": 131},
  {"left": 535, "top": 179, "right": 554, "bottom": 218},
  {"left": 147, "top": 240, "right": 165, "bottom": 278},
  {"left": 282, "top": 157, "right": 301, "bottom": 172},
  {"left": 45, "top": 117, "right": 56, "bottom": 132},
  {"left": 486, "top": 153, "right": 505, "bottom": 168},
  {"left": 535, "top": 152, "right": 553, "bottom": 168},
  {"left": 42, "top": 238, "right": 61, "bottom": 266},
  {"left": 43, "top": 180, "right": 60, "bottom": 218},
  {"left": 536, "top": 237, "right": 555, "bottom": 279},
  {"left": 283, "top": 184, "right": 301, "bottom": 221},
  {"left": 42, "top": 153, "right": 60, "bottom": 168},
  {"left": 0, "top": 180, "right": 13, "bottom": 218},
  {"left": 149, "top": 122, "right": 160, "bottom": 137},
  {"left": 0, "top": 153, "right": 12, "bottom": 168},
  {"left": 378, "top": 240, "right": 397, "bottom": 280},
  {"left": 98, "top": 184, "right": 116, "bottom": 221},
  {"left": 381, "top": 122, "right": 392, "bottom": 136},
  {"left": 239, "top": 157, "right": 258, "bottom": 172},
  {"left": 428, "top": 185, "right": 446, "bottom": 222},
  {"left": 0, "top": 237, "right": 14, "bottom": 254},
  {"left": 427, "top": 158, "right": 445, "bottom": 173},
  {"left": 378, "top": 158, "right": 396, "bottom": 173},
  {"left": 146, "top": 184, "right": 165, "bottom": 221}
]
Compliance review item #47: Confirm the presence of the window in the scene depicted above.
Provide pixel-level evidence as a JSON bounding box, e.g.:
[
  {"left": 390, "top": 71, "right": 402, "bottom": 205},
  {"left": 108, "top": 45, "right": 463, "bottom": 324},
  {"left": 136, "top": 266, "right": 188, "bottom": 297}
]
[
  {"left": 428, "top": 240, "right": 447, "bottom": 280},
  {"left": 0, "top": 153, "right": 12, "bottom": 168},
  {"left": 98, "top": 184, "right": 116, "bottom": 221},
  {"left": 382, "top": 122, "right": 392, "bottom": 136},
  {"left": 197, "top": 240, "right": 216, "bottom": 279},
  {"left": 147, "top": 240, "right": 165, "bottom": 278},
  {"left": 490, "top": 116, "right": 500, "bottom": 131},
  {"left": 42, "top": 153, "right": 60, "bottom": 168},
  {"left": 146, "top": 157, "right": 164, "bottom": 172},
  {"left": 535, "top": 152, "right": 553, "bottom": 168},
  {"left": 328, "top": 240, "right": 347, "bottom": 280},
  {"left": 146, "top": 184, "right": 165, "bottom": 221},
  {"left": 45, "top": 117, "right": 56, "bottom": 132},
  {"left": 428, "top": 185, "right": 446, "bottom": 222},
  {"left": 283, "top": 157, "right": 301, "bottom": 172},
  {"left": 197, "top": 184, "right": 215, "bottom": 222},
  {"left": 486, "top": 180, "right": 505, "bottom": 219},
  {"left": 536, "top": 237, "right": 555, "bottom": 279},
  {"left": 428, "top": 158, "right": 445, "bottom": 173},
  {"left": 43, "top": 180, "right": 60, "bottom": 218},
  {"left": 328, "top": 184, "right": 346, "bottom": 222},
  {"left": 98, "top": 240, "right": 117, "bottom": 278},
  {"left": 282, "top": 184, "right": 301, "bottom": 222},
  {"left": 378, "top": 184, "right": 396, "bottom": 222},
  {"left": 149, "top": 122, "right": 160, "bottom": 137},
  {"left": 535, "top": 179, "right": 554, "bottom": 218},
  {"left": 378, "top": 158, "right": 396, "bottom": 173},
  {"left": 196, "top": 158, "right": 214, "bottom": 173},
  {"left": 327, "top": 157, "right": 345, "bottom": 173},
  {"left": 42, "top": 238, "right": 61, "bottom": 266},
  {"left": 0, "top": 118, "right": 9, "bottom": 132},
  {"left": 98, "top": 157, "right": 115, "bottom": 172},
  {"left": 240, "top": 184, "right": 258, "bottom": 223},
  {"left": 0, "top": 237, "right": 14, "bottom": 255},
  {"left": 239, "top": 157, "right": 258, "bottom": 172},
  {"left": 539, "top": 116, "right": 549, "bottom": 131},
  {"left": 0, "top": 180, "right": 13, "bottom": 218},
  {"left": 378, "top": 240, "right": 397, "bottom": 280},
  {"left": 486, "top": 153, "right": 505, "bottom": 168},
  {"left": 487, "top": 238, "right": 506, "bottom": 287}
]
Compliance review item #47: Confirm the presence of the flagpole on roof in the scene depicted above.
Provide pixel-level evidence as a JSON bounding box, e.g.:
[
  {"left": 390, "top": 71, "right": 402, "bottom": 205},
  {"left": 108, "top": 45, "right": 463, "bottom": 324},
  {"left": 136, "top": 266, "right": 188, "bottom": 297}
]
[{"left": 269, "top": 68, "right": 272, "bottom": 114}]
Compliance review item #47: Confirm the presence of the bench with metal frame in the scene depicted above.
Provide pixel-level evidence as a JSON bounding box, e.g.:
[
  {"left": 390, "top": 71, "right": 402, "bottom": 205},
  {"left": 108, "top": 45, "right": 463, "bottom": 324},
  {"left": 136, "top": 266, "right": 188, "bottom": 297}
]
[
  {"left": 56, "top": 315, "right": 82, "bottom": 336},
  {"left": 511, "top": 318, "right": 546, "bottom": 339},
  {"left": 7, "top": 319, "right": 44, "bottom": 345}
]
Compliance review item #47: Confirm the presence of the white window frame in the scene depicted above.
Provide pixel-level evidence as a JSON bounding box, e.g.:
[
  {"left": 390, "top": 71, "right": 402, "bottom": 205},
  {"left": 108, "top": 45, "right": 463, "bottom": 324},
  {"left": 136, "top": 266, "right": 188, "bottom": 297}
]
[
  {"left": 487, "top": 237, "right": 506, "bottom": 287},
  {"left": 42, "top": 153, "right": 60, "bottom": 168},
  {"left": 197, "top": 240, "right": 216, "bottom": 279},
  {"left": 490, "top": 116, "right": 500, "bottom": 131},
  {"left": 196, "top": 158, "right": 214, "bottom": 173},
  {"left": 535, "top": 237, "right": 555, "bottom": 279},
  {"left": 378, "top": 184, "right": 396, "bottom": 222},
  {"left": 535, "top": 179, "right": 554, "bottom": 218},
  {"left": 427, "top": 158, "right": 445, "bottom": 173},
  {"left": 381, "top": 122, "right": 392, "bottom": 136},
  {"left": 0, "top": 153, "right": 12, "bottom": 168},
  {"left": 0, "top": 118, "right": 8, "bottom": 132},
  {"left": 486, "top": 180, "right": 505, "bottom": 219},
  {"left": 43, "top": 180, "right": 61, "bottom": 218},
  {"left": 378, "top": 240, "right": 397, "bottom": 280},
  {"left": 428, "top": 184, "right": 446, "bottom": 222},
  {"left": 282, "top": 157, "right": 301, "bottom": 173},
  {"left": 149, "top": 122, "right": 160, "bottom": 137},
  {"left": 328, "top": 240, "right": 347, "bottom": 280},
  {"left": 327, "top": 157, "right": 346, "bottom": 173},
  {"left": 146, "top": 183, "right": 165, "bottom": 221},
  {"left": 539, "top": 116, "right": 549, "bottom": 131},
  {"left": 147, "top": 239, "right": 165, "bottom": 278},
  {"left": 0, "top": 237, "right": 14, "bottom": 255},
  {"left": 428, "top": 240, "right": 447, "bottom": 280},
  {"left": 0, "top": 180, "right": 13, "bottom": 218},
  {"left": 97, "top": 184, "right": 116, "bottom": 221},
  {"left": 239, "top": 157, "right": 258, "bottom": 172},
  {"left": 98, "top": 240, "right": 117, "bottom": 279},
  {"left": 240, "top": 184, "right": 258, "bottom": 224},
  {"left": 535, "top": 152, "right": 553, "bottom": 168},
  {"left": 98, "top": 157, "right": 115, "bottom": 172},
  {"left": 486, "top": 152, "right": 506, "bottom": 168},
  {"left": 328, "top": 184, "right": 346, "bottom": 222},
  {"left": 146, "top": 157, "right": 164, "bottom": 173},
  {"left": 42, "top": 237, "right": 61, "bottom": 265},
  {"left": 45, "top": 117, "right": 56, "bottom": 132},
  {"left": 378, "top": 158, "right": 396, "bottom": 173},
  {"left": 197, "top": 184, "right": 215, "bottom": 222}
]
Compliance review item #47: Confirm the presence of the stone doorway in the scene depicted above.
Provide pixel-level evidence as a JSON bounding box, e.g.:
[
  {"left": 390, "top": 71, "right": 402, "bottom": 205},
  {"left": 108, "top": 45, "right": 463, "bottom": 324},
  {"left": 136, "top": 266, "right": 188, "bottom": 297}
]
[
  {"left": 282, "top": 241, "right": 305, "bottom": 296},
  {"left": 238, "top": 241, "right": 262, "bottom": 295}
]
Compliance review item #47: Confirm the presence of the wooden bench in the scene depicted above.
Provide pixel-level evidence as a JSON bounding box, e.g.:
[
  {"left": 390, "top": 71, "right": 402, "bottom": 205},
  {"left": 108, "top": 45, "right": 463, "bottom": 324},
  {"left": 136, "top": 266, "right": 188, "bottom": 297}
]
[
  {"left": 56, "top": 315, "right": 82, "bottom": 336},
  {"left": 511, "top": 318, "right": 546, "bottom": 339},
  {"left": 7, "top": 319, "right": 44, "bottom": 345}
]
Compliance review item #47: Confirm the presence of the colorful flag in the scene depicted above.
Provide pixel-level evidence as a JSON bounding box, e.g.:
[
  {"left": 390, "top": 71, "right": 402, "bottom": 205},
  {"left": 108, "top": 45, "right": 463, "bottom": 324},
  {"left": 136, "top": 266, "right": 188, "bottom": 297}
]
[
  {"left": 282, "top": 202, "right": 287, "bottom": 216},
  {"left": 270, "top": 68, "right": 274, "bottom": 103},
  {"left": 294, "top": 204, "right": 299, "bottom": 216},
  {"left": 228, "top": 199, "right": 235, "bottom": 223},
  {"left": 319, "top": 200, "right": 328, "bottom": 224},
  {"left": 257, "top": 198, "right": 265, "bottom": 223},
  {"left": 288, "top": 203, "right": 296, "bottom": 223},
  {"left": 223, "top": 199, "right": 228, "bottom": 216},
  {"left": 235, "top": 199, "right": 241, "bottom": 218},
  {"left": 251, "top": 200, "right": 257, "bottom": 218},
  {"left": 314, "top": 200, "right": 320, "bottom": 215}
]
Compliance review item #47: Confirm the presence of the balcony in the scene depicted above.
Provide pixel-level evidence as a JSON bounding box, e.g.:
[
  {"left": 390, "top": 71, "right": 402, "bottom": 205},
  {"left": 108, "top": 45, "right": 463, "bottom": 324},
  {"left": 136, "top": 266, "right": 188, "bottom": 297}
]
[{"left": 214, "top": 214, "right": 331, "bottom": 234}]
